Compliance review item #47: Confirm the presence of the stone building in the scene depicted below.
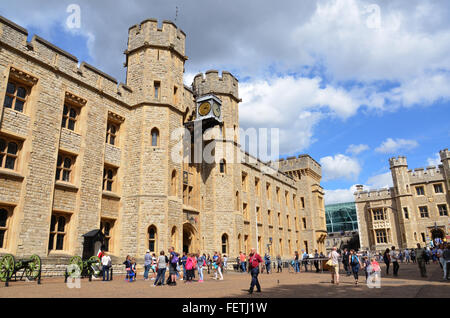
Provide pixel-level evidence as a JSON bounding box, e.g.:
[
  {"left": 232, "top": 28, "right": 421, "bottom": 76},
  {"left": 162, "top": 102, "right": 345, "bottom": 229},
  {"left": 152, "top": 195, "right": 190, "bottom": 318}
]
[
  {"left": 0, "top": 15, "right": 327, "bottom": 266},
  {"left": 354, "top": 149, "right": 450, "bottom": 252}
]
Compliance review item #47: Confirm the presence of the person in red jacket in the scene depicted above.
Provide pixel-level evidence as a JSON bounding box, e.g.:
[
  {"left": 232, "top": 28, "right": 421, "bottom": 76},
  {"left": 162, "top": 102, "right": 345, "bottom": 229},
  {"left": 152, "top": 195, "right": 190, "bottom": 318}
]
[{"left": 248, "top": 248, "right": 263, "bottom": 294}]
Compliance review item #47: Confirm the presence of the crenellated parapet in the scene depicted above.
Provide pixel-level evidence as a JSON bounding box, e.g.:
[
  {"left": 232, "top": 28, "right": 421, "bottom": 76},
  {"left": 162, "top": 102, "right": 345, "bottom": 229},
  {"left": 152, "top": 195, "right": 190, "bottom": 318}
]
[
  {"left": 0, "top": 15, "right": 133, "bottom": 105},
  {"left": 277, "top": 154, "right": 322, "bottom": 180},
  {"left": 389, "top": 156, "right": 408, "bottom": 169},
  {"left": 192, "top": 70, "right": 239, "bottom": 102},
  {"left": 440, "top": 148, "right": 450, "bottom": 161},
  {"left": 126, "top": 19, "right": 186, "bottom": 61},
  {"left": 354, "top": 187, "right": 394, "bottom": 201},
  {"left": 408, "top": 166, "right": 444, "bottom": 184}
]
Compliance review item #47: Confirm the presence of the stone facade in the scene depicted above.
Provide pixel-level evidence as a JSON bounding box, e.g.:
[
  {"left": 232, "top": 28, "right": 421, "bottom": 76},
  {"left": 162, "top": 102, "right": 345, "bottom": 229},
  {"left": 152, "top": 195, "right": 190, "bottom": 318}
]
[
  {"left": 0, "top": 16, "right": 327, "bottom": 270},
  {"left": 354, "top": 149, "right": 450, "bottom": 252}
]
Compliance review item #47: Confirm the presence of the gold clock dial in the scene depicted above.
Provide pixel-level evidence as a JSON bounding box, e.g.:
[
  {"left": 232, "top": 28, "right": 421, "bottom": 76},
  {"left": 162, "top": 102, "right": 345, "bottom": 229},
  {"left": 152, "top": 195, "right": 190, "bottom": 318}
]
[
  {"left": 198, "top": 102, "right": 211, "bottom": 116},
  {"left": 213, "top": 104, "right": 221, "bottom": 117}
]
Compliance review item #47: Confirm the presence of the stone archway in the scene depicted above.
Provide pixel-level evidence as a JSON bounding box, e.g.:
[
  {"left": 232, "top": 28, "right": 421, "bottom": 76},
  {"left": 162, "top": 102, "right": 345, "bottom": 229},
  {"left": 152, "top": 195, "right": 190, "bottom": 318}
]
[
  {"left": 183, "top": 222, "right": 198, "bottom": 254},
  {"left": 431, "top": 228, "right": 445, "bottom": 240}
]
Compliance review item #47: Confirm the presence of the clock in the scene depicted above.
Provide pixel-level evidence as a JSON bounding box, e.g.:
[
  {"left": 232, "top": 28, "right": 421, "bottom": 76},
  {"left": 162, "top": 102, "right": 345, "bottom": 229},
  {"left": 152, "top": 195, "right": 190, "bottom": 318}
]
[
  {"left": 198, "top": 102, "right": 211, "bottom": 116},
  {"left": 212, "top": 103, "right": 221, "bottom": 117}
]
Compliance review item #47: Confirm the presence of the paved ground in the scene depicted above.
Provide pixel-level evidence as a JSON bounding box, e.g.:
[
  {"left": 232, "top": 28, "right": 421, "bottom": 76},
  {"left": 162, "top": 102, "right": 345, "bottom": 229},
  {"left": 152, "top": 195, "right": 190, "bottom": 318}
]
[{"left": 0, "top": 263, "right": 448, "bottom": 298}]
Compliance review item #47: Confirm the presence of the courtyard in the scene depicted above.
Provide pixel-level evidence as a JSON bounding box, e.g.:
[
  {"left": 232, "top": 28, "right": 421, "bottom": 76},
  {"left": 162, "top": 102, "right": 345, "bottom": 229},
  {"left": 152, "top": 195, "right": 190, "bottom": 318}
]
[{"left": 0, "top": 262, "right": 448, "bottom": 298}]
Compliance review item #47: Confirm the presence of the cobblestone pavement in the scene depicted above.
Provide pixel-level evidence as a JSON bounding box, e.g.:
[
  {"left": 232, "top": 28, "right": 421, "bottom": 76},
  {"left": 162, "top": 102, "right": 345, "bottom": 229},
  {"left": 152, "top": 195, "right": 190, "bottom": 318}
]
[{"left": 0, "top": 263, "right": 448, "bottom": 298}]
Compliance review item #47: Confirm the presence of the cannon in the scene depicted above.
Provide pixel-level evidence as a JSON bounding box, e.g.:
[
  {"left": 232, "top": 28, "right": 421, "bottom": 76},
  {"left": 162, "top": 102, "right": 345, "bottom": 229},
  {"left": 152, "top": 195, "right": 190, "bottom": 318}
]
[
  {"left": 64, "top": 255, "right": 105, "bottom": 282},
  {"left": 0, "top": 254, "right": 42, "bottom": 286}
]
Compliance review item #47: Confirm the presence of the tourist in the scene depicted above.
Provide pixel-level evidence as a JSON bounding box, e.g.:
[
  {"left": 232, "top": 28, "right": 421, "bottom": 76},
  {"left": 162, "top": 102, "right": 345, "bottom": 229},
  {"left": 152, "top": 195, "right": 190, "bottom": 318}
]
[
  {"left": 437, "top": 244, "right": 444, "bottom": 270},
  {"left": 223, "top": 254, "right": 228, "bottom": 272},
  {"left": 101, "top": 252, "right": 112, "bottom": 281},
  {"left": 143, "top": 249, "right": 151, "bottom": 281},
  {"left": 239, "top": 252, "right": 246, "bottom": 273},
  {"left": 404, "top": 249, "right": 411, "bottom": 264},
  {"left": 342, "top": 248, "right": 351, "bottom": 276},
  {"left": 197, "top": 252, "right": 205, "bottom": 282},
  {"left": 314, "top": 250, "right": 320, "bottom": 273},
  {"left": 294, "top": 251, "right": 300, "bottom": 273},
  {"left": 415, "top": 243, "right": 427, "bottom": 278},
  {"left": 185, "top": 253, "right": 195, "bottom": 283},
  {"left": 168, "top": 247, "right": 179, "bottom": 286},
  {"left": 180, "top": 252, "right": 187, "bottom": 281},
  {"left": 214, "top": 252, "right": 224, "bottom": 280},
  {"left": 150, "top": 253, "right": 157, "bottom": 280},
  {"left": 153, "top": 250, "right": 168, "bottom": 286},
  {"left": 442, "top": 244, "right": 450, "bottom": 280},
  {"left": 367, "top": 257, "right": 381, "bottom": 286},
  {"left": 349, "top": 249, "right": 361, "bottom": 285},
  {"left": 383, "top": 248, "right": 391, "bottom": 275},
  {"left": 411, "top": 249, "right": 416, "bottom": 263},
  {"left": 328, "top": 247, "right": 340, "bottom": 285},
  {"left": 207, "top": 254, "right": 212, "bottom": 274},
  {"left": 264, "top": 253, "right": 271, "bottom": 274},
  {"left": 362, "top": 256, "right": 371, "bottom": 281},
  {"left": 302, "top": 250, "right": 309, "bottom": 272},
  {"left": 424, "top": 247, "right": 431, "bottom": 265},
  {"left": 123, "top": 255, "right": 131, "bottom": 281},
  {"left": 276, "top": 255, "right": 282, "bottom": 273},
  {"left": 390, "top": 246, "right": 400, "bottom": 277},
  {"left": 128, "top": 258, "right": 136, "bottom": 282},
  {"left": 247, "top": 248, "right": 263, "bottom": 294}
]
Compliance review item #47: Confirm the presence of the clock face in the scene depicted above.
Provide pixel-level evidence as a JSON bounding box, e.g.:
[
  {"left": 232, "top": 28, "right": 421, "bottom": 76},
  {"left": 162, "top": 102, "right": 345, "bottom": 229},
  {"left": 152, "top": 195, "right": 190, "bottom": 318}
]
[
  {"left": 213, "top": 103, "right": 221, "bottom": 117},
  {"left": 198, "top": 102, "right": 211, "bottom": 116}
]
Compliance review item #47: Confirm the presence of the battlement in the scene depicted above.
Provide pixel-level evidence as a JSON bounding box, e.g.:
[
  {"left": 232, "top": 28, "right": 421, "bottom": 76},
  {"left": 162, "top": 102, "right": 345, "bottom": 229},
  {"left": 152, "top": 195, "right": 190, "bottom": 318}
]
[
  {"left": 354, "top": 187, "right": 394, "bottom": 201},
  {"left": 0, "top": 15, "right": 133, "bottom": 105},
  {"left": 440, "top": 148, "right": 450, "bottom": 161},
  {"left": 277, "top": 154, "right": 322, "bottom": 177},
  {"left": 389, "top": 156, "right": 408, "bottom": 169},
  {"left": 192, "top": 70, "right": 240, "bottom": 101},
  {"left": 127, "top": 18, "right": 186, "bottom": 60}
]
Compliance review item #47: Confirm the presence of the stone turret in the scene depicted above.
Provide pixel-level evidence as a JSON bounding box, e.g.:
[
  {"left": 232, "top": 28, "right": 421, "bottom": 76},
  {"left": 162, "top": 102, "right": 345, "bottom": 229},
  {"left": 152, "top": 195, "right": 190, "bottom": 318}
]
[{"left": 389, "top": 156, "right": 408, "bottom": 196}]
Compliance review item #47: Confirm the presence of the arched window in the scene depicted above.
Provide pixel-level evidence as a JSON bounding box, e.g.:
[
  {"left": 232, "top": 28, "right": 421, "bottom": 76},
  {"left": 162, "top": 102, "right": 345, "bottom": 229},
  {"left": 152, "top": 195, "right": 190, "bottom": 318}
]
[
  {"left": 0, "top": 208, "right": 10, "bottom": 249},
  {"left": 148, "top": 225, "right": 157, "bottom": 253},
  {"left": 171, "top": 170, "right": 177, "bottom": 196},
  {"left": 221, "top": 233, "right": 228, "bottom": 254},
  {"left": 219, "top": 159, "right": 226, "bottom": 174},
  {"left": 151, "top": 128, "right": 159, "bottom": 147}
]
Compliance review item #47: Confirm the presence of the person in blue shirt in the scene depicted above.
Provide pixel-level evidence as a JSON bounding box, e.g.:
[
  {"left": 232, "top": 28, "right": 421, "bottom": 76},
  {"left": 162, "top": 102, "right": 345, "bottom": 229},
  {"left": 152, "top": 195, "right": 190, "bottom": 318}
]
[
  {"left": 264, "top": 253, "right": 271, "bottom": 274},
  {"left": 181, "top": 252, "right": 188, "bottom": 280}
]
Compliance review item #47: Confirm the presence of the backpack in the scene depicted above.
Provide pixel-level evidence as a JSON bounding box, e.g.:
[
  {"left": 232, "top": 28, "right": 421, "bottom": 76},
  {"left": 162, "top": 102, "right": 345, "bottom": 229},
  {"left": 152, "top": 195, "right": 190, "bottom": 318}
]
[
  {"left": 351, "top": 255, "right": 359, "bottom": 265},
  {"left": 171, "top": 253, "right": 179, "bottom": 264}
]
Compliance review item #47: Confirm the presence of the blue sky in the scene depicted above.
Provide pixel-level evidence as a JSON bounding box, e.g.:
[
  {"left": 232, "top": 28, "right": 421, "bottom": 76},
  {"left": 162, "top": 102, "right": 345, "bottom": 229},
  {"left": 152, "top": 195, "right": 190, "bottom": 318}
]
[{"left": 1, "top": 0, "right": 449, "bottom": 204}]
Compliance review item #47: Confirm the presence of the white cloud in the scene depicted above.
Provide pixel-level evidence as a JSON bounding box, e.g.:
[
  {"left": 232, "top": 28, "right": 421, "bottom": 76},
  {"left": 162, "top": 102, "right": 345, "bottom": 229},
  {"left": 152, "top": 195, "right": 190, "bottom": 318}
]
[
  {"left": 320, "top": 154, "right": 361, "bottom": 181},
  {"left": 375, "top": 138, "right": 418, "bottom": 154},
  {"left": 366, "top": 172, "right": 393, "bottom": 189},
  {"left": 239, "top": 76, "right": 359, "bottom": 154},
  {"left": 427, "top": 153, "right": 441, "bottom": 166},
  {"left": 346, "top": 144, "right": 369, "bottom": 155}
]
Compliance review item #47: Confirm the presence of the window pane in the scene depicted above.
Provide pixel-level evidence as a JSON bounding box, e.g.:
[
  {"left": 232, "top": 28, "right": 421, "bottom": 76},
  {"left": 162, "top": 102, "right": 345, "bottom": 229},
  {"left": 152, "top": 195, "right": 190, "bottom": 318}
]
[
  {"left": 57, "top": 155, "right": 62, "bottom": 167},
  {"left": 0, "top": 209, "right": 7, "bottom": 227},
  {"left": 57, "top": 216, "right": 66, "bottom": 232},
  {"left": 109, "top": 135, "right": 115, "bottom": 145},
  {"left": 152, "top": 132, "right": 158, "bottom": 146},
  {"left": 63, "top": 157, "right": 72, "bottom": 168},
  {"left": 63, "top": 104, "right": 69, "bottom": 115},
  {"left": 56, "top": 234, "right": 64, "bottom": 250},
  {"left": 14, "top": 100, "right": 24, "bottom": 112},
  {"left": 7, "top": 142, "right": 18, "bottom": 155},
  {"left": 104, "top": 238, "right": 110, "bottom": 252},
  {"left": 107, "top": 170, "right": 113, "bottom": 179},
  {"left": 6, "top": 82, "right": 15, "bottom": 94},
  {"left": 48, "top": 233, "right": 55, "bottom": 250},
  {"left": 62, "top": 170, "right": 70, "bottom": 182},
  {"left": 107, "top": 180, "right": 112, "bottom": 191},
  {"left": 69, "top": 108, "right": 77, "bottom": 119},
  {"left": 17, "top": 87, "right": 26, "bottom": 98},
  {"left": 149, "top": 228, "right": 155, "bottom": 239},
  {"left": 68, "top": 119, "right": 75, "bottom": 131},
  {"left": 149, "top": 240, "right": 155, "bottom": 252},
  {"left": 0, "top": 139, "right": 6, "bottom": 152},
  {"left": 104, "top": 222, "right": 110, "bottom": 235},
  {"left": 110, "top": 125, "right": 116, "bottom": 134},
  {"left": 3, "top": 95, "right": 13, "bottom": 108},
  {"left": 50, "top": 215, "right": 56, "bottom": 232},
  {"left": 5, "top": 157, "right": 15, "bottom": 169},
  {"left": 55, "top": 168, "right": 61, "bottom": 181},
  {"left": 61, "top": 117, "right": 67, "bottom": 128}
]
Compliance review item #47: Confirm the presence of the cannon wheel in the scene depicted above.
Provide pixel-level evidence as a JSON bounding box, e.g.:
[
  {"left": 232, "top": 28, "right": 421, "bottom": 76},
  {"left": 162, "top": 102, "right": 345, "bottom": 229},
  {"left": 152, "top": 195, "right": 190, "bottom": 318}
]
[
  {"left": 68, "top": 256, "right": 83, "bottom": 275},
  {"left": 25, "top": 254, "right": 41, "bottom": 281},
  {"left": 88, "top": 256, "right": 101, "bottom": 277},
  {"left": 0, "top": 254, "right": 15, "bottom": 282}
]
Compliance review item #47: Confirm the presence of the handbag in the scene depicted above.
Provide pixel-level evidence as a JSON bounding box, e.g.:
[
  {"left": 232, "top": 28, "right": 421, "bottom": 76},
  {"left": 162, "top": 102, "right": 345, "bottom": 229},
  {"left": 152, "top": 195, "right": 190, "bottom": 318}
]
[{"left": 326, "top": 259, "right": 334, "bottom": 267}]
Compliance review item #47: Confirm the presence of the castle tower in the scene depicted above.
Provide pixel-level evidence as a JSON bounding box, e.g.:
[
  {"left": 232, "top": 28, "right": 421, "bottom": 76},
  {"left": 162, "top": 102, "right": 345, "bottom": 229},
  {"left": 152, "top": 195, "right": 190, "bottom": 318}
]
[
  {"left": 389, "top": 156, "right": 409, "bottom": 196},
  {"left": 440, "top": 148, "right": 450, "bottom": 184},
  {"left": 120, "top": 19, "right": 188, "bottom": 256}
]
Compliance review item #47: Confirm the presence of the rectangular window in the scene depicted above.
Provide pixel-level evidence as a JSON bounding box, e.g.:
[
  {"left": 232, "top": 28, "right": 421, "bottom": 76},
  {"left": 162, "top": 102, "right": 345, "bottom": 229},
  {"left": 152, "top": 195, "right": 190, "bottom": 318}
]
[
  {"left": 293, "top": 194, "right": 297, "bottom": 210},
  {"left": 421, "top": 232, "right": 426, "bottom": 243},
  {"left": 0, "top": 136, "right": 21, "bottom": 170},
  {"left": 255, "top": 177, "right": 260, "bottom": 197},
  {"left": 3, "top": 80, "right": 30, "bottom": 113},
  {"left": 375, "top": 229, "right": 387, "bottom": 244},
  {"left": 278, "top": 212, "right": 281, "bottom": 227},
  {"left": 433, "top": 183, "right": 443, "bottom": 194},
  {"left": 403, "top": 207, "right": 409, "bottom": 219},
  {"left": 100, "top": 219, "right": 114, "bottom": 252},
  {"left": 268, "top": 210, "right": 272, "bottom": 225},
  {"left": 416, "top": 186, "right": 425, "bottom": 196},
  {"left": 438, "top": 204, "right": 448, "bottom": 216},
  {"left": 48, "top": 213, "right": 70, "bottom": 251},
  {"left": 242, "top": 172, "right": 248, "bottom": 192},
  {"left": 154, "top": 81, "right": 160, "bottom": 100},
  {"left": 276, "top": 187, "right": 280, "bottom": 203},
  {"left": 243, "top": 203, "right": 248, "bottom": 221},
  {"left": 256, "top": 206, "right": 261, "bottom": 223},
  {"left": 0, "top": 207, "right": 11, "bottom": 249},
  {"left": 266, "top": 183, "right": 271, "bottom": 201},
  {"left": 106, "top": 121, "right": 119, "bottom": 146},
  {"left": 103, "top": 165, "right": 117, "bottom": 192},
  {"left": 302, "top": 217, "right": 307, "bottom": 229},
  {"left": 285, "top": 191, "right": 289, "bottom": 207},
  {"left": 419, "top": 206, "right": 429, "bottom": 218},
  {"left": 55, "top": 153, "right": 75, "bottom": 183},
  {"left": 301, "top": 197, "right": 305, "bottom": 209},
  {"left": 372, "top": 209, "right": 385, "bottom": 221},
  {"left": 61, "top": 103, "right": 80, "bottom": 131}
]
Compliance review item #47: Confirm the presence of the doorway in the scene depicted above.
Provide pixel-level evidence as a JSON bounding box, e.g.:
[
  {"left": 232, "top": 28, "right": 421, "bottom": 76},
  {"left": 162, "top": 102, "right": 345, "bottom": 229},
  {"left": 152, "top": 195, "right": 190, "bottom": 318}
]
[{"left": 183, "top": 222, "right": 197, "bottom": 254}]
